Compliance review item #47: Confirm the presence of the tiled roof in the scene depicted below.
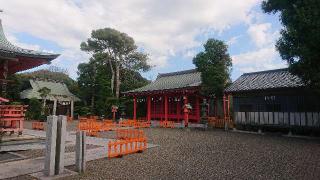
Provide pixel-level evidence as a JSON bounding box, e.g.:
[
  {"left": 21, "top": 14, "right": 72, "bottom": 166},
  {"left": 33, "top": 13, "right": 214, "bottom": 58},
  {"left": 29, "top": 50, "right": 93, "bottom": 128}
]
[
  {"left": 20, "top": 79, "right": 80, "bottom": 101},
  {"left": 225, "top": 68, "right": 305, "bottom": 93},
  {"left": 0, "top": 20, "right": 59, "bottom": 60},
  {"left": 125, "top": 69, "right": 201, "bottom": 93}
]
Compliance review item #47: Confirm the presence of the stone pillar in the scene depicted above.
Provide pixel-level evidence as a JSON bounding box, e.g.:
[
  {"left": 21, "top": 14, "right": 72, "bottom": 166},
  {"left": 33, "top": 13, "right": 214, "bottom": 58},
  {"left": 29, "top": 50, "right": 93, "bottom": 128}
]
[
  {"left": 76, "top": 131, "right": 86, "bottom": 173},
  {"left": 44, "top": 115, "right": 67, "bottom": 177},
  {"left": 44, "top": 116, "right": 58, "bottom": 176},
  {"left": 70, "top": 100, "right": 74, "bottom": 119},
  {"left": 53, "top": 99, "right": 57, "bottom": 115},
  {"left": 55, "top": 115, "right": 67, "bottom": 174}
]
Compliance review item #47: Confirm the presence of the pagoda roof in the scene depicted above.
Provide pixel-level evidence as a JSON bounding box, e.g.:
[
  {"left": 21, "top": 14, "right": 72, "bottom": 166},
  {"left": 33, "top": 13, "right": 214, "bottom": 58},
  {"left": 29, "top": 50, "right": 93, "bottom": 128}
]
[
  {"left": 0, "top": 20, "right": 59, "bottom": 60},
  {"left": 20, "top": 79, "right": 80, "bottom": 102},
  {"left": 124, "top": 69, "right": 201, "bottom": 95},
  {"left": 0, "top": 20, "right": 60, "bottom": 78}
]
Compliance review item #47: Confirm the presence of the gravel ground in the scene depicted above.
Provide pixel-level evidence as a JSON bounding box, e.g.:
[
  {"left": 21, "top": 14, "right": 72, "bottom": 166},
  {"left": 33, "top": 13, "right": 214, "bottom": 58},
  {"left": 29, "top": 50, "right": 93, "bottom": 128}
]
[
  {"left": 16, "top": 144, "right": 101, "bottom": 159},
  {"left": 16, "top": 121, "right": 320, "bottom": 180}
]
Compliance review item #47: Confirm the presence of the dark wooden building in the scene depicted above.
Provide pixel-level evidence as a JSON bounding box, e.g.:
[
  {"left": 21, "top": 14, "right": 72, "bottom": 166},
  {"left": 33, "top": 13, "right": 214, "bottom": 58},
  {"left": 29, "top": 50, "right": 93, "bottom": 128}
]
[{"left": 225, "top": 68, "right": 320, "bottom": 129}]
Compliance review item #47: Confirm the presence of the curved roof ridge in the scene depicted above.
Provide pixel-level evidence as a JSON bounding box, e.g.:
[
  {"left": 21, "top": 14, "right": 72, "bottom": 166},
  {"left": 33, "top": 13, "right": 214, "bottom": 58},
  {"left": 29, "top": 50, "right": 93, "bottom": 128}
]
[
  {"left": 243, "top": 68, "right": 288, "bottom": 76},
  {"left": 157, "top": 69, "right": 198, "bottom": 78},
  {"left": 0, "top": 19, "right": 60, "bottom": 59}
]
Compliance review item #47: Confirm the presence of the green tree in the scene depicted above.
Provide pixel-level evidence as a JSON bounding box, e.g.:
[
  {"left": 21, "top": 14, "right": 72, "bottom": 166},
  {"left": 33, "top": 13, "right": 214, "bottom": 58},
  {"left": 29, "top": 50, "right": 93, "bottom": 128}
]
[
  {"left": 38, "top": 87, "right": 51, "bottom": 115},
  {"left": 193, "top": 39, "right": 232, "bottom": 97},
  {"left": 25, "top": 98, "right": 42, "bottom": 120},
  {"left": 262, "top": 0, "right": 320, "bottom": 90},
  {"left": 80, "top": 28, "right": 151, "bottom": 98}
]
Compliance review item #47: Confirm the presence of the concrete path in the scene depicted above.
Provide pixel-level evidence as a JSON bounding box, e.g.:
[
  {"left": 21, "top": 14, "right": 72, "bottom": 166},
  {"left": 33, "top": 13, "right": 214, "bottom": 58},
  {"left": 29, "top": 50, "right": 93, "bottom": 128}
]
[{"left": 0, "top": 129, "right": 158, "bottom": 179}]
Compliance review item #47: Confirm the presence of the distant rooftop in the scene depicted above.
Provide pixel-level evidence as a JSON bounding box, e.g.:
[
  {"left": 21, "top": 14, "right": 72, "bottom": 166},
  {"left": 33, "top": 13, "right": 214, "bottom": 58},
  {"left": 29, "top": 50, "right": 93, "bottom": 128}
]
[
  {"left": 20, "top": 79, "right": 80, "bottom": 102},
  {"left": 125, "top": 69, "right": 201, "bottom": 94},
  {"left": 225, "top": 68, "right": 305, "bottom": 93}
]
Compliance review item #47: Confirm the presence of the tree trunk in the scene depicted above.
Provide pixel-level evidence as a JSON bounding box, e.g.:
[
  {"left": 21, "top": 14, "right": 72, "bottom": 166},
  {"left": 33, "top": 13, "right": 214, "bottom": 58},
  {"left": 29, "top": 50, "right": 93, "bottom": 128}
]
[
  {"left": 91, "top": 95, "right": 95, "bottom": 111},
  {"left": 107, "top": 58, "right": 115, "bottom": 96},
  {"left": 42, "top": 98, "right": 46, "bottom": 115},
  {"left": 115, "top": 64, "right": 120, "bottom": 98}
]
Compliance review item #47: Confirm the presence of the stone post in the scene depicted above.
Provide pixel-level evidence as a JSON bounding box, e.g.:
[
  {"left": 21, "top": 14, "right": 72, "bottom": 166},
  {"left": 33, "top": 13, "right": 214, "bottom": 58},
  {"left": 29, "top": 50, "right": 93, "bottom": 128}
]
[
  {"left": 55, "top": 115, "right": 67, "bottom": 174},
  {"left": 44, "top": 116, "right": 58, "bottom": 176},
  {"left": 76, "top": 131, "right": 86, "bottom": 173},
  {"left": 44, "top": 115, "right": 67, "bottom": 177}
]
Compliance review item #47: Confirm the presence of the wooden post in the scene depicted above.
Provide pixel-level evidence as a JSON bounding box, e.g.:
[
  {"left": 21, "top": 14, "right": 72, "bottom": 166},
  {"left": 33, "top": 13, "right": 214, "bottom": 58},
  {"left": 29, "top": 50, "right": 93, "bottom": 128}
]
[
  {"left": 147, "top": 96, "right": 151, "bottom": 121},
  {"left": 164, "top": 95, "right": 168, "bottom": 121},
  {"left": 2, "top": 60, "right": 8, "bottom": 97},
  {"left": 70, "top": 100, "right": 74, "bottom": 119},
  {"left": 133, "top": 96, "right": 137, "bottom": 120}
]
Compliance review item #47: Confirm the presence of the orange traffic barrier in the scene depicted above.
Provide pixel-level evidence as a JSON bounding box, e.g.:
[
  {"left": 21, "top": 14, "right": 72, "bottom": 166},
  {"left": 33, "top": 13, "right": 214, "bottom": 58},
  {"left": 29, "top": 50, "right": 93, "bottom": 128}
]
[
  {"left": 116, "top": 129, "right": 145, "bottom": 140},
  {"left": 78, "top": 121, "right": 101, "bottom": 136},
  {"left": 159, "top": 120, "right": 175, "bottom": 128},
  {"left": 208, "top": 117, "right": 234, "bottom": 128},
  {"left": 134, "top": 121, "right": 151, "bottom": 128},
  {"left": 32, "top": 122, "right": 44, "bottom": 130},
  {"left": 101, "top": 121, "right": 117, "bottom": 131},
  {"left": 107, "top": 137, "right": 147, "bottom": 158},
  {"left": 119, "top": 119, "right": 136, "bottom": 127}
]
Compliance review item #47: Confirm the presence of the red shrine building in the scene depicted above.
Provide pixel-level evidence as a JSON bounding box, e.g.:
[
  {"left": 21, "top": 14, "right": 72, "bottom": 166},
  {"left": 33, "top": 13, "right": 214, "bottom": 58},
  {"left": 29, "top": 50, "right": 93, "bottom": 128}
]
[
  {"left": 0, "top": 19, "right": 59, "bottom": 96},
  {"left": 123, "top": 69, "right": 209, "bottom": 123}
]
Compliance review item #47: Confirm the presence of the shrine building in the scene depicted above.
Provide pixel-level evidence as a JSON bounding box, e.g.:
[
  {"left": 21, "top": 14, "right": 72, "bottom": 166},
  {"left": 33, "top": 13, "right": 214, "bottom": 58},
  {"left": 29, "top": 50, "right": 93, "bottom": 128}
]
[{"left": 123, "top": 69, "right": 210, "bottom": 123}]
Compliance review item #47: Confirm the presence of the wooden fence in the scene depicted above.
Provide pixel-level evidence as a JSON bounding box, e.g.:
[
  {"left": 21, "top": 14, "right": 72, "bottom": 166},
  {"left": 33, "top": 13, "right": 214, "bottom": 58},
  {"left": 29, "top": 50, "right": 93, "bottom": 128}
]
[{"left": 234, "top": 111, "right": 320, "bottom": 127}]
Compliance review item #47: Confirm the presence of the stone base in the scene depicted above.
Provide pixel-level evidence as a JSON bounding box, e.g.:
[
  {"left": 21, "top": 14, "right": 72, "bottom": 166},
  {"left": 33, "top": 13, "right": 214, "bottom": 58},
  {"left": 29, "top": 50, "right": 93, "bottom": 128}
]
[{"left": 30, "top": 169, "right": 77, "bottom": 180}]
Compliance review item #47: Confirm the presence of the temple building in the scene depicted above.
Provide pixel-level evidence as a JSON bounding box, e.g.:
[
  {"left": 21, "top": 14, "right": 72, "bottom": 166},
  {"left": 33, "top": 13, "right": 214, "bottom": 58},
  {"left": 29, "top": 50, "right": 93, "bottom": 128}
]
[
  {"left": 20, "top": 79, "right": 80, "bottom": 118},
  {"left": 225, "top": 68, "right": 320, "bottom": 129},
  {"left": 0, "top": 19, "right": 59, "bottom": 96},
  {"left": 123, "top": 69, "right": 209, "bottom": 123}
]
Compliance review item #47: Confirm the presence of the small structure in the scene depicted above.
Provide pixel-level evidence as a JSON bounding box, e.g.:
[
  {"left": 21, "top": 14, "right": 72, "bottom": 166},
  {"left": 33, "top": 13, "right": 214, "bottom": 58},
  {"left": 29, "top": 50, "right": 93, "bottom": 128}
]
[
  {"left": 225, "top": 68, "right": 320, "bottom": 129},
  {"left": 0, "top": 19, "right": 59, "bottom": 96},
  {"left": 123, "top": 69, "right": 209, "bottom": 123},
  {"left": 20, "top": 79, "right": 80, "bottom": 118}
]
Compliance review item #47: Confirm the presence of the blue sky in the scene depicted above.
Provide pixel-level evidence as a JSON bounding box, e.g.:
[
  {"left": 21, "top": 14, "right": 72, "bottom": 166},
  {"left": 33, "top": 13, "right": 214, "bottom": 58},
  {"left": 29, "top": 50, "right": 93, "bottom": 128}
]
[{"left": 0, "top": 0, "right": 287, "bottom": 81}]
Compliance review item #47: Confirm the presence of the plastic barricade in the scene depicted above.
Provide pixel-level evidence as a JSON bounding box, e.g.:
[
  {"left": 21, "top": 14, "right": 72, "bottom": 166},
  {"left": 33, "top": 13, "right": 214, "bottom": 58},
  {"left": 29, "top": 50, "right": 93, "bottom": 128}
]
[
  {"left": 32, "top": 122, "right": 44, "bottom": 130},
  {"left": 107, "top": 137, "right": 147, "bottom": 158}
]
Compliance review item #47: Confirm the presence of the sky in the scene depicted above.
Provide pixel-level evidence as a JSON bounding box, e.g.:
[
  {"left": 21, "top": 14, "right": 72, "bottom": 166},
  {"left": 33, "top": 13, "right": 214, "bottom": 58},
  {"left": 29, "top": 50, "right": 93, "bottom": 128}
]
[{"left": 0, "top": 0, "right": 287, "bottom": 81}]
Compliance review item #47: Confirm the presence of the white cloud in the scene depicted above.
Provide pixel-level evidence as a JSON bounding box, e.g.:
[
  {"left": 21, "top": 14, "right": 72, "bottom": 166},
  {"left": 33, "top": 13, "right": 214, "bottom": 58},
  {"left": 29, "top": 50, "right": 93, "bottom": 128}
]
[
  {"left": 6, "top": 34, "right": 41, "bottom": 51},
  {"left": 0, "top": 0, "right": 260, "bottom": 78},
  {"left": 232, "top": 46, "right": 287, "bottom": 73},
  {"left": 227, "top": 35, "right": 241, "bottom": 46}
]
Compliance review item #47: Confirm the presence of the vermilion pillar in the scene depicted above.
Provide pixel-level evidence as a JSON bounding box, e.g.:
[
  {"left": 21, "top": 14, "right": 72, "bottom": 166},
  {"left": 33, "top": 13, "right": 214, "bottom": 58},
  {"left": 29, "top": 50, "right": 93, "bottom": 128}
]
[
  {"left": 164, "top": 95, "right": 168, "bottom": 121},
  {"left": 176, "top": 97, "right": 181, "bottom": 121},
  {"left": 195, "top": 96, "right": 200, "bottom": 122},
  {"left": 133, "top": 96, "right": 137, "bottom": 120},
  {"left": 147, "top": 96, "right": 151, "bottom": 121}
]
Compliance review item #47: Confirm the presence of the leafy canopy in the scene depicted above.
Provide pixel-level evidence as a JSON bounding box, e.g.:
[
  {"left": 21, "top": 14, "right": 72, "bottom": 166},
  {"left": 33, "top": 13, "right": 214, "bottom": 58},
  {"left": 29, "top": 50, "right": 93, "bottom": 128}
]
[
  {"left": 262, "top": 0, "right": 320, "bottom": 90},
  {"left": 80, "top": 28, "right": 150, "bottom": 71},
  {"left": 193, "top": 39, "right": 232, "bottom": 97}
]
